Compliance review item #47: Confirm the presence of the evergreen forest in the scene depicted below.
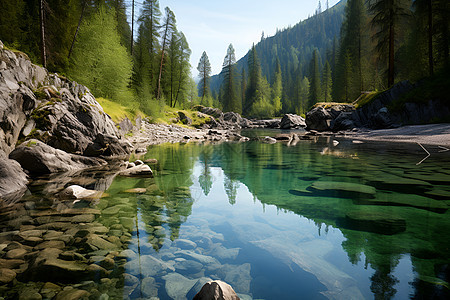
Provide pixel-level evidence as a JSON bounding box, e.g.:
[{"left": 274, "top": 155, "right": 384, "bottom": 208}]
[{"left": 0, "top": 0, "right": 449, "bottom": 119}]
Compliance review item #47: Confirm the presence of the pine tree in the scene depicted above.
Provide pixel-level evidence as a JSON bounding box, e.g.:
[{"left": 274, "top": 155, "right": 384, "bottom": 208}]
[
  {"left": 245, "top": 44, "right": 262, "bottom": 115},
  {"left": 197, "top": 51, "right": 212, "bottom": 104},
  {"left": 335, "top": 0, "right": 367, "bottom": 100},
  {"left": 308, "top": 49, "right": 321, "bottom": 107},
  {"left": 173, "top": 32, "right": 191, "bottom": 108},
  {"left": 241, "top": 68, "right": 247, "bottom": 111},
  {"left": 322, "top": 60, "right": 332, "bottom": 102},
  {"left": 272, "top": 58, "right": 283, "bottom": 115},
  {"left": 133, "top": 0, "right": 161, "bottom": 97},
  {"left": 157, "top": 7, "right": 176, "bottom": 100},
  {"left": 369, "top": 0, "right": 410, "bottom": 87},
  {"left": 221, "top": 44, "right": 240, "bottom": 113}
]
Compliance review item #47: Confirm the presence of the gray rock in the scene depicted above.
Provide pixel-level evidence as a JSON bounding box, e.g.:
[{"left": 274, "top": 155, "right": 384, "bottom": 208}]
[
  {"left": 19, "top": 287, "right": 42, "bottom": 300},
  {"left": 163, "top": 272, "right": 197, "bottom": 300},
  {"left": 0, "top": 268, "right": 16, "bottom": 283},
  {"left": 174, "top": 250, "right": 219, "bottom": 265},
  {"left": 179, "top": 112, "right": 193, "bottom": 125},
  {"left": 55, "top": 289, "right": 90, "bottom": 300},
  {"left": 280, "top": 114, "right": 306, "bottom": 129},
  {"left": 193, "top": 280, "right": 240, "bottom": 300},
  {"left": 186, "top": 277, "right": 214, "bottom": 299},
  {"left": 306, "top": 107, "right": 333, "bottom": 131},
  {"left": 0, "top": 152, "right": 28, "bottom": 201},
  {"left": 118, "top": 164, "right": 153, "bottom": 177},
  {"left": 9, "top": 139, "right": 107, "bottom": 175},
  {"left": 331, "top": 112, "right": 356, "bottom": 131},
  {"left": 263, "top": 136, "right": 277, "bottom": 144},
  {"left": 141, "top": 277, "right": 158, "bottom": 298},
  {"left": 59, "top": 185, "right": 103, "bottom": 200},
  {"left": 173, "top": 239, "right": 197, "bottom": 250},
  {"left": 216, "top": 264, "right": 251, "bottom": 293}
]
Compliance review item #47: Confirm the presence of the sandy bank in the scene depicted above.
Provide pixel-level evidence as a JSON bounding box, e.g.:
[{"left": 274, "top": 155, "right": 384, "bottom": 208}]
[{"left": 347, "top": 123, "right": 450, "bottom": 147}]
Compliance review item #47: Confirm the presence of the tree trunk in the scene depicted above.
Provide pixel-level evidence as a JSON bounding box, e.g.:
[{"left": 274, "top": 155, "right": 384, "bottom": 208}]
[
  {"left": 40, "top": 0, "right": 47, "bottom": 68},
  {"left": 388, "top": 9, "right": 395, "bottom": 87},
  {"left": 428, "top": 0, "right": 434, "bottom": 76},
  {"left": 68, "top": 0, "right": 86, "bottom": 59},
  {"left": 131, "top": 0, "right": 134, "bottom": 55},
  {"left": 157, "top": 23, "right": 170, "bottom": 100}
]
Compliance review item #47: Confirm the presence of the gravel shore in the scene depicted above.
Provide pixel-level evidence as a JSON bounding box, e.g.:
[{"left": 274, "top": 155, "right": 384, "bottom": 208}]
[{"left": 347, "top": 124, "right": 450, "bottom": 147}]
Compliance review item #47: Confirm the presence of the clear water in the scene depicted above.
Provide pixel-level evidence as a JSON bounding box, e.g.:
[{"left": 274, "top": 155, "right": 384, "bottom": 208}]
[{"left": 1, "top": 137, "right": 450, "bottom": 299}]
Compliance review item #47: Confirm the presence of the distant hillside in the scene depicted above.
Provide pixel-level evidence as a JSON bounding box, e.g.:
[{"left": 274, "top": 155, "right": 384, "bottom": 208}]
[{"left": 210, "top": 0, "right": 347, "bottom": 98}]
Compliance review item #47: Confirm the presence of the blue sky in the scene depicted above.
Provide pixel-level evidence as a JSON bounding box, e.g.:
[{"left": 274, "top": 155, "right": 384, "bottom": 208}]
[{"left": 129, "top": 0, "right": 340, "bottom": 76}]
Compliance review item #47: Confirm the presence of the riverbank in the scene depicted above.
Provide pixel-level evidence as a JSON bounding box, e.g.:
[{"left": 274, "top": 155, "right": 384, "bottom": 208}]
[{"left": 347, "top": 123, "right": 450, "bottom": 147}]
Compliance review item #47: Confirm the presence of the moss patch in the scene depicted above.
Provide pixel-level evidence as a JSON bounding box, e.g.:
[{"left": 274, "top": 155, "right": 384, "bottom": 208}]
[
  {"left": 96, "top": 97, "right": 144, "bottom": 124},
  {"left": 353, "top": 91, "right": 381, "bottom": 109},
  {"left": 152, "top": 106, "right": 211, "bottom": 128}
]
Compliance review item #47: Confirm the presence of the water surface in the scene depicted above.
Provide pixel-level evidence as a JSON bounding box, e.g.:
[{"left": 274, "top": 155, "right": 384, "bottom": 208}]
[{"left": 1, "top": 137, "right": 449, "bottom": 299}]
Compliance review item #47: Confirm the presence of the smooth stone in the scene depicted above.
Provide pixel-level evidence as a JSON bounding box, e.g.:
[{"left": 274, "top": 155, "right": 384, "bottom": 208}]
[
  {"left": 186, "top": 277, "right": 213, "bottom": 299},
  {"left": 217, "top": 263, "right": 251, "bottom": 293},
  {"left": 55, "top": 288, "right": 90, "bottom": 300},
  {"left": 40, "top": 282, "right": 62, "bottom": 299},
  {"left": 5, "top": 248, "right": 27, "bottom": 259},
  {"left": 163, "top": 272, "right": 197, "bottom": 300},
  {"left": 102, "top": 206, "right": 121, "bottom": 215},
  {"left": 141, "top": 277, "right": 158, "bottom": 298},
  {"left": 206, "top": 245, "right": 239, "bottom": 261},
  {"left": 310, "top": 181, "right": 376, "bottom": 197},
  {"left": 19, "top": 287, "right": 42, "bottom": 300},
  {"left": 118, "top": 249, "right": 137, "bottom": 260},
  {"left": 338, "top": 211, "right": 406, "bottom": 235},
  {"left": 174, "top": 250, "right": 219, "bottom": 265},
  {"left": 125, "top": 255, "right": 174, "bottom": 277},
  {"left": 72, "top": 214, "right": 96, "bottom": 223},
  {"left": 173, "top": 239, "right": 197, "bottom": 250},
  {"left": 86, "top": 234, "right": 117, "bottom": 251},
  {"left": 123, "top": 273, "right": 139, "bottom": 287},
  {"left": 35, "top": 240, "right": 65, "bottom": 250},
  {"left": 175, "top": 259, "right": 203, "bottom": 273},
  {"left": 0, "top": 268, "right": 16, "bottom": 283},
  {"left": 358, "top": 193, "right": 448, "bottom": 213},
  {"left": 99, "top": 257, "right": 115, "bottom": 270},
  {"left": 59, "top": 185, "right": 103, "bottom": 200},
  {"left": 119, "top": 164, "right": 153, "bottom": 177},
  {"left": 123, "top": 188, "right": 147, "bottom": 194},
  {"left": 193, "top": 280, "right": 240, "bottom": 300},
  {"left": 0, "top": 258, "right": 25, "bottom": 269}
]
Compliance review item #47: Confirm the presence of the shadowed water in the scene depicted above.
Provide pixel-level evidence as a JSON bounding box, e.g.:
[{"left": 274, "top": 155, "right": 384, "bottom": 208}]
[{"left": 0, "top": 137, "right": 449, "bottom": 299}]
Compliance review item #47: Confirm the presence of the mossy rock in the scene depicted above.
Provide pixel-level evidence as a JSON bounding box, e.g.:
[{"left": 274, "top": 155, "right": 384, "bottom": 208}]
[
  {"left": 425, "top": 189, "right": 450, "bottom": 200},
  {"left": 356, "top": 193, "right": 448, "bottom": 213},
  {"left": 337, "top": 211, "right": 406, "bottom": 235},
  {"left": 309, "top": 181, "right": 376, "bottom": 198},
  {"left": 403, "top": 173, "right": 450, "bottom": 185}
]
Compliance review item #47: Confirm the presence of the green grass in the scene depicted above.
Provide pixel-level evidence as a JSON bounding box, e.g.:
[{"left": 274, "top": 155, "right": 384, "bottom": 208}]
[
  {"left": 153, "top": 106, "right": 211, "bottom": 128},
  {"left": 96, "top": 97, "right": 144, "bottom": 124}
]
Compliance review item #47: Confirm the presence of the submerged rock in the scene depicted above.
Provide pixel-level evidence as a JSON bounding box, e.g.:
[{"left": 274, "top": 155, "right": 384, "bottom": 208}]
[
  {"left": 163, "top": 272, "right": 197, "bottom": 300},
  {"left": 337, "top": 211, "right": 406, "bottom": 235},
  {"left": 193, "top": 280, "right": 240, "bottom": 300},
  {"left": 309, "top": 181, "right": 376, "bottom": 198}
]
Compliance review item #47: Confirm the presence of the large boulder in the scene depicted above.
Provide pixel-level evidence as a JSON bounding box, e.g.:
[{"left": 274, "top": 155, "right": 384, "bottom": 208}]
[
  {"left": 0, "top": 43, "right": 131, "bottom": 157},
  {"left": 280, "top": 114, "right": 306, "bottom": 129},
  {"left": 9, "top": 139, "right": 106, "bottom": 175},
  {"left": 193, "top": 280, "right": 240, "bottom": 300},
  {"left": 306, "top": 107, "right": 333, "bottom": 131},
  {"left": 0, "top": 152, "right": 28, "bottom": 201}
]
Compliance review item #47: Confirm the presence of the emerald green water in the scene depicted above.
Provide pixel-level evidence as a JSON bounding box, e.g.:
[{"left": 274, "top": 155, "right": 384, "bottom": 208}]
[
  {"left": 1, "top": 137, "right": 450, "bottom": 299},
  {"left": 118, "top": 138, "right": 450, "bottom": 299}
]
